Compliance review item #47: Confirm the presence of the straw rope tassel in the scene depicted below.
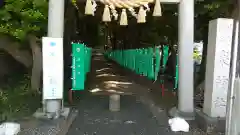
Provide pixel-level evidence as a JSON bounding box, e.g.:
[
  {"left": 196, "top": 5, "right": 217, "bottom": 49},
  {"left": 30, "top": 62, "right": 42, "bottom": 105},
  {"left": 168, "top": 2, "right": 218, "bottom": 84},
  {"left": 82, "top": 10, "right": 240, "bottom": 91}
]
[
  {"left": 120, "top": 9, "right": 128, "bottom": 26},
  {"left": 153, "top": 0, "right": 162, "bottom": 16},
  {"left": 85, "top": 0, "right": 94, "bottom": 15},
  {"left": 102, "top": 5, "right": 111, "bottom": 22},
  {"left": 137, "top": 6, "right": 146, "bottom": 23}
]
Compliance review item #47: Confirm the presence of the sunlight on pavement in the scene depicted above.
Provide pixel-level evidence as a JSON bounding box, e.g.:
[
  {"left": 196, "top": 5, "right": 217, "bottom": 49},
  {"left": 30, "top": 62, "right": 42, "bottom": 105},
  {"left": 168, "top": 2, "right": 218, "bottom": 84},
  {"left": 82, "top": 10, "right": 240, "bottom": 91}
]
[
  {"left": 96, "top": 68, "right": 111, "bottom": 72},
  {"left": 103, "top": 81, "right": 132, "bottom": 85},
  {"left": 90, "top": 88, "right": 101, "bottom": 93},
  {"left": 96, "top": 74, "right": 116, "bottom": 77},
  {"left": 90, "top": 88, "right": 125, "bottom": 94}
]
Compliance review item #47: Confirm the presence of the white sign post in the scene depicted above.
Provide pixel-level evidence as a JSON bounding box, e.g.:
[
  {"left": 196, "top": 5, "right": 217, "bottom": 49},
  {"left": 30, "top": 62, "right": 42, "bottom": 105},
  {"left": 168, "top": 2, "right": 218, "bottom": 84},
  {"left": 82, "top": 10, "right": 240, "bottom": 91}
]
[
  {"left": 42, "top": 37, "right": 63, "bottom": 100},
  {"left": 203, "top": 18, "right": 233, "bottom": 118}
]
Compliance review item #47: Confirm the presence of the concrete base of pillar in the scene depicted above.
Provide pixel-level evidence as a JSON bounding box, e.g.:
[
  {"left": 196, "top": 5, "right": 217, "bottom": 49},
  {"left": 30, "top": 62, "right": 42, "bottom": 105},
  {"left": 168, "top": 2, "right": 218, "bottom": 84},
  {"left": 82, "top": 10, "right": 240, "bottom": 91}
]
[
  {"left": 109, "top": 94, "right": 120, "bottom": 112},
  {"left": 169, "top": 107, "right": 195, "bottom": 120},
  {"left": 195, "top": 109, "right": 225, "bottom": 133},
  {"left": 33, "top": 107, "right": 71, "bottom": 119}
]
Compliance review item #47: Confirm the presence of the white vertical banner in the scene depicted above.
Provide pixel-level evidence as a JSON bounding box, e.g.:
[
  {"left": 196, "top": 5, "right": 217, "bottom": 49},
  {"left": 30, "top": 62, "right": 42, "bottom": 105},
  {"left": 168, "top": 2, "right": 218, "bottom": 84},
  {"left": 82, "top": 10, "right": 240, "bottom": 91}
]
[{"left": 42, "top": 37, "right": 63, "bottom": 99}]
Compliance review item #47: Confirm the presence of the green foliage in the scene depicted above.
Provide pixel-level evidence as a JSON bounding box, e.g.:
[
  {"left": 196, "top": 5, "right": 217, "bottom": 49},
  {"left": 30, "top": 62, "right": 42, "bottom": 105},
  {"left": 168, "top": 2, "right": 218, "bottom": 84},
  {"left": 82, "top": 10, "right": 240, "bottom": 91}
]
[
  {"left": 71, "top": 0, "right": 79, "bottom": 9},
  {"left": 0, "top": 0, "right": 48, "bottom": 40},
  {"left": 193, "top": 47, "right": 202, "bottom": 62},
  {"left": 195, "top": 0, "right": 232, "bottom": 41},
  {"left": 0, "top": 74, "right": 41, "bottom": 121},
  {"left": 196, "top": 0, "right": 231, "bottom": 17}
]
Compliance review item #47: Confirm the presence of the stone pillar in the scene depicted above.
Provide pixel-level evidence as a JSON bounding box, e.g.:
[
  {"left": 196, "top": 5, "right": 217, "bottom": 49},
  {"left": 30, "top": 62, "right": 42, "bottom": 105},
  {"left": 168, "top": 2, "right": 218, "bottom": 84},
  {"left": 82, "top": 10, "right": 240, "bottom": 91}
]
[
  {"left": 169, "top": 0, "right": 195, "bottom": 120},
  {"left": 45, "top": 0, "right": 65, "bottom": 118},
  {"left": 109, "top": 94, "right": 120, "bottom": 112},
  {"left": 195, "top": 19, "right": 234, "bottom": 132},
  {"left": 225, "top": 17, "right": 240, "bottom": 135},
  {"left": 203, "top": 19, "right": 233, "bottom": 118}
]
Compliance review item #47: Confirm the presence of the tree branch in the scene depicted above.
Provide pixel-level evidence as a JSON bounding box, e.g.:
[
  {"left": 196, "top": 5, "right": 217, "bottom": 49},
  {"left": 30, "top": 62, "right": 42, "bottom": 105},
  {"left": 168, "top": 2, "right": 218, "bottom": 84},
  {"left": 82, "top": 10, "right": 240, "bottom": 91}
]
[{"left": 0, "top": 35, "right": 32, "bottom": 68}]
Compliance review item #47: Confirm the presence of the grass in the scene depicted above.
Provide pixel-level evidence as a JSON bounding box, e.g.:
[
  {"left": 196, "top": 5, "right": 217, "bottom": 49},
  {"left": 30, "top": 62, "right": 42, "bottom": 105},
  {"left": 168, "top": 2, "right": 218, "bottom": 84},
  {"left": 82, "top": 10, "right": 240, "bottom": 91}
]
[{"left": 0, "top": 74, "right": 41, "bottom": 122}]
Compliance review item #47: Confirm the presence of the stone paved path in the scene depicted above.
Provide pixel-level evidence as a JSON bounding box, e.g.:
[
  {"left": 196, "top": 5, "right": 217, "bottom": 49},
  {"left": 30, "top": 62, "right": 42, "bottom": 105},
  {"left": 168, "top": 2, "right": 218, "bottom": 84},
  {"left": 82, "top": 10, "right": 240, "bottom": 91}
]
[
  {"left": 66, "top": 53, "right": 200, "bottom": 135},
  {"left": 67, "top": 94, "right": 177, "bottom": 135}
]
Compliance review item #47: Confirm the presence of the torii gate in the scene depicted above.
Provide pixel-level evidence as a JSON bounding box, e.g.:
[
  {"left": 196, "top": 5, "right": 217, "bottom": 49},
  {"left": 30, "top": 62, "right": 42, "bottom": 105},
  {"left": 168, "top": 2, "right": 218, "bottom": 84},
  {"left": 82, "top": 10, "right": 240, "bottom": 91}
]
[{"left": 44, "top": 0, "right": 194, "bottom": 119}]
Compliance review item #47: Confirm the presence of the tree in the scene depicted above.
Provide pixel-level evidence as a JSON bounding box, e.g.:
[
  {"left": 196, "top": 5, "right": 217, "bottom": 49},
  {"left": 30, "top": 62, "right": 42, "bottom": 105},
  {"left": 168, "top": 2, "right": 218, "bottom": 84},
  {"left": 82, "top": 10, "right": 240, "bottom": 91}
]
[
  {"left": 0, "top": 0, "right": 48, "bottom": 92},
  {"left": 195, "top": 0, "right": 236, "bottom": 86}
]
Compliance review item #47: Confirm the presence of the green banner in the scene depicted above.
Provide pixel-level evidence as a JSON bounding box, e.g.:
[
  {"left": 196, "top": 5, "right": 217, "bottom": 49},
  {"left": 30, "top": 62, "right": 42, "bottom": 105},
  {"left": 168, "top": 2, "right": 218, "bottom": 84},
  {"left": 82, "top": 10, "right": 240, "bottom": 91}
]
[{"left": 71, "top": 43, "right": 92, "bottom": 91}]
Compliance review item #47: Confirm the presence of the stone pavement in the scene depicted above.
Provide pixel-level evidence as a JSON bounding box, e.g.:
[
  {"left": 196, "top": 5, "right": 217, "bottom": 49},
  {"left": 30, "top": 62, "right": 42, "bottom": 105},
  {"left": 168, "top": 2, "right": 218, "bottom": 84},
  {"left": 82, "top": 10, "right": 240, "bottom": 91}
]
[
  {"left": 66, "top": 53, "right": 204, "bottom": 135},
  {"left": 67, "top": 94, "right": 176, "bottom": 135}
]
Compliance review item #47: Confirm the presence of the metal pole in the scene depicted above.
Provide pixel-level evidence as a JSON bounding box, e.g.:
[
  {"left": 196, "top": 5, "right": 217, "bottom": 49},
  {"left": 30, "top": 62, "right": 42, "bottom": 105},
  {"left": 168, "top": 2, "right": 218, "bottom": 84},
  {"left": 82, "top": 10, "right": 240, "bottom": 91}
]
[
  {"left": 226, "top": 2, "right": 240, "bottom": 134},
  {"left": 45, "top": 0, "right": 65, "bottom": 119}
]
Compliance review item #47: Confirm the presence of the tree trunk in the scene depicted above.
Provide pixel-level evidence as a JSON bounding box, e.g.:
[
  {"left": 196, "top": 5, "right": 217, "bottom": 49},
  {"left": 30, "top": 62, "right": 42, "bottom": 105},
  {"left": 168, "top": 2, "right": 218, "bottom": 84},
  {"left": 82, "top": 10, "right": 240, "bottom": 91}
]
[
  {"left": 28, "top": 35, "right": 42, "bottom": 92},
  {"left": 197, "top": 27, "right": 208, "bottom": 86},
  {"left": 0, "top": 35, "right": 42, "bottom": 92}
]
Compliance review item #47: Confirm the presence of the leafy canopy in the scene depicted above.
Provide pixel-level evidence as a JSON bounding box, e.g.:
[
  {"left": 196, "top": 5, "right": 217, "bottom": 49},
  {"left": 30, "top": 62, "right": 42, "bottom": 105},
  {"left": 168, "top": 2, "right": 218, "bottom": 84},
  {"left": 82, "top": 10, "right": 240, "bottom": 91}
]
[
  {"left": 0, "top": 0, "right": 48, "bottom": 40},
  {"left": 0, "top": 0, "right": 233, "bottom": 43}
]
